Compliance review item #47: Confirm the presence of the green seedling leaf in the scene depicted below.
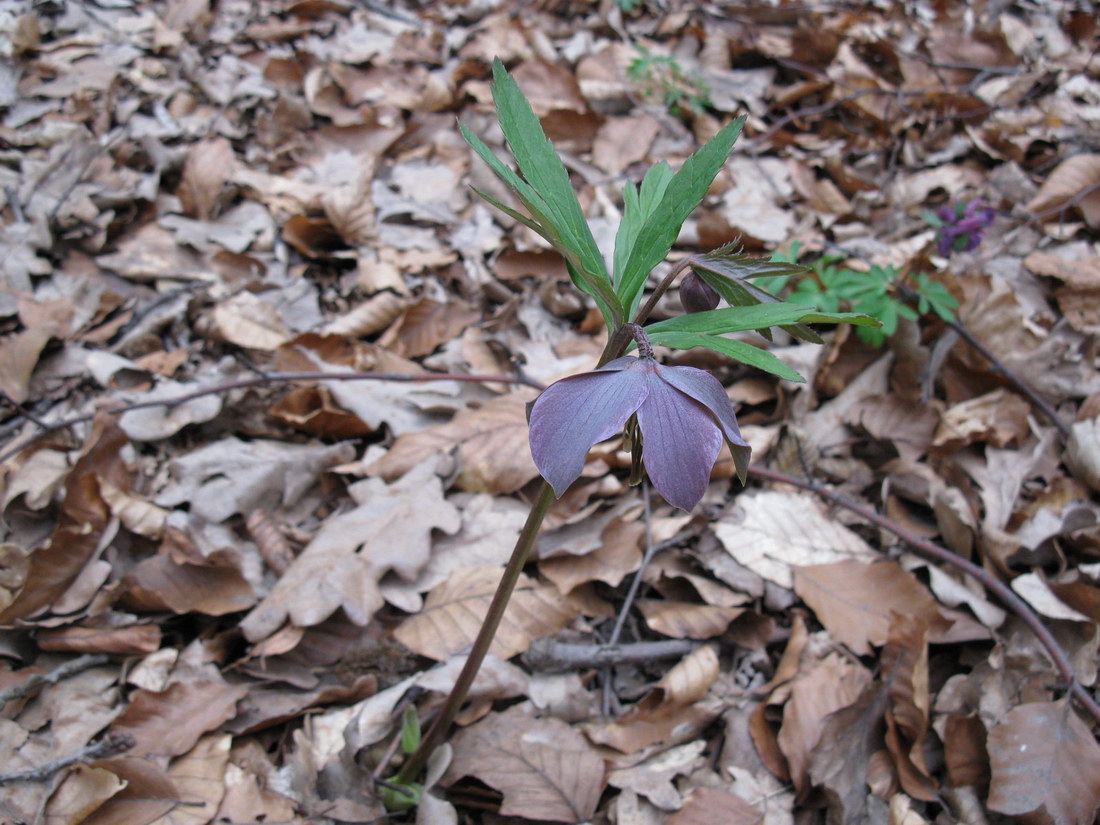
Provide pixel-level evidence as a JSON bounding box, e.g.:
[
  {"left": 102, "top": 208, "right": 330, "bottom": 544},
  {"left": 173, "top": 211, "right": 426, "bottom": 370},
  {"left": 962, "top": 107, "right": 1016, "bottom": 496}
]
[
  {"left": 617, "top": 116, "right": 746, "bottom": 317},
  {"left": 381, "top": 777, "right": 424, "bottom": 813},
  {"left": 647, "top": 330, "right": 807, "bottom": 382},
  {"left": 401, "top": 706, "right": 421, "bottom": 755},
  {"left": 645, "top": 302, "right": 880, "bottom": 336},
  {"left": 914, "top": 273, "right": 959, "bottom": 321}
]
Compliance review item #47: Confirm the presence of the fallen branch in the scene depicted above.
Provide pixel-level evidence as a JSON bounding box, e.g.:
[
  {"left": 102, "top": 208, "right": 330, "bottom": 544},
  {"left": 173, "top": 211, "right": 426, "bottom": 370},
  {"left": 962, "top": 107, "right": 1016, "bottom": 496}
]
[
  {"left": 0, "top": 654, "right": 110, "bottom": 709},
  {"left": 0, "top": 732, "right": 134, "bottom": 785},
  {"left": 748, "top": 464, "right": 1100, "bottom": 726},
  {"left": 526, "top": 638, "right": 700, "bottom": 672}
]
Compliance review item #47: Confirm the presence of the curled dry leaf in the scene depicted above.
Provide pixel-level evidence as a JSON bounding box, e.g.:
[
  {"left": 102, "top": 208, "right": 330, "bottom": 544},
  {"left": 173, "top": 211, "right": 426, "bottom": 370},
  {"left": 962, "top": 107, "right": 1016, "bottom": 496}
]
[
  {"left": 394, "top": 565, "right": 579, "bottom": 661},
  {"left": 178, "top": 137, "right": 235, "bottom": 221},
  {"left": 444, "top": 704, "right": 605, "bottom": 824},
  {"left": 1026, "top": 153, "right": 1100, "bottom": 227},
  {"left": 987, "top": 699, "right": 1100, "bottom": 825},
  {"left": 321, "top": 291, "right": 408, "bottom": 338},
  {"left": 637, "top": 600, "right": 744, "bottom": 640},
  {"left": 117, "top": 381, "right": 224, "bottom": 442}
]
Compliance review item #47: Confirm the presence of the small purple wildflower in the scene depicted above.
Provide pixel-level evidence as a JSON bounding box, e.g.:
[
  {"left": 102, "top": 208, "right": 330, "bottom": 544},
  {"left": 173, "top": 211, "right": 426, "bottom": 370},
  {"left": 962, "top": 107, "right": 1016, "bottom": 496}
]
[
  {"left": 528, "top": 331, "right": 750, "bottom": 511},
  {"left": 935, "top": 199, "right": 996, "bottom": 257}
]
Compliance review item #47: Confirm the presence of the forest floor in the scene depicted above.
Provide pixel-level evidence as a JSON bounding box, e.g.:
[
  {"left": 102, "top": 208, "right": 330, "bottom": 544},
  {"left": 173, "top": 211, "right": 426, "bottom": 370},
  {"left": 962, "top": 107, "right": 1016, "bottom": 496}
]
[{"left": 2, "top": 1, "right": 1100, "bottom": 824}]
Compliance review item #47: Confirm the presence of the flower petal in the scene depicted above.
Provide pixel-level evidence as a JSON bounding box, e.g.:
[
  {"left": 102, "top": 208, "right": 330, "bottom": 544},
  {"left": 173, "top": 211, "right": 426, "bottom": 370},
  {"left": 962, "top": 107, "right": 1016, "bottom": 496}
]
[
  {"left": 528, "top": 364, "right": 651, "bottom": 497},
  {"left": 636, "top": 379, "right": 724, "bottom": 510},
  {"left": 655, "top": 363, "right": 752, "bottom": 482}
]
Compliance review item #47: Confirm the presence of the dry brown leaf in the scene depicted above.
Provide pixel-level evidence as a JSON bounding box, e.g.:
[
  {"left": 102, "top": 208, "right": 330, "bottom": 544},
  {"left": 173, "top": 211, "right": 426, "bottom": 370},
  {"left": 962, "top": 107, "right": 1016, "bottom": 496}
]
[
  {"left": 794, "top": 560, "right": 970, "bottom": 655},
  {"left": 211, "top": 291, "right": 292, "bottom": 350},
  {"left": 987, "top": 699, "right": 1100, "bottom": 824},
  {"left": 378, "top": 296, "right": 481, "bottom": 359},
  {"left": 942, "top": 714, "right": 989, "bottom": 793},
  {"left": 98, "top": 479, "right": 168, "bottom": 539},
  {"left": 444, "top": 704, "right": 605, "bottom": 823},
  {"left": 714, "top": 490, "right": 877, "bottom": 589},
  {"left": 606, "top": 741, "right": 705, "bottom": 811},
  {"left": 541, "top": 516, "right": 643, "bottom": 594},
  {"left": 118, "top": 528, "right": 255, "bottom": 616},
  {"left": 395, "top": 565, "right": 579, "bottom": 661},
  {"left": 37, "top": 624, "right": 161, "bottom": 655},
  {"left": 369, "top": 389, "right": 540, "bottom": 494},
  {"left": 1066, "top": 418, "right": 1100, "bottom": 493},
  {"left": 932, "top": 388, "right": 1031, "bottom": 449},
  {"left": 240, "top": 460, "right": 460, "bottom": 641},
  {"left": 269, "top": 385, "right": 375, "bottom": 439},
  {"left": 149, "top": 735, "right": 231, "bottom": 825},
  {"left": 43, "top": 765, "right": 125, "bottom": 824},
  {"left": 847, "top": 394, "right": 939, "bottom": 460},
  {"left": 0, "top": 415, "right": 127, "bottom": 623},
  {"left": 83, "top": 758, "right": 177, "bottom": 825},
  {"left": 0, "top": 326, "right": 54, "bottom": 403},
  {"left": 1027, "top": 153, "right": 1100, "bottom": 227},
  {"left": 882, "top": 614, "right": 937, "bottom": 801},
  {"left": 321, "top": 291, "right": 408, "bottom": 338},
  {"left": 778, "top": 652, "right": 872, "bottom": 797},
  {"left": 178, "top": 137, "right": 235, "bottom": 221},
  {"left": 110, "top": 679, "right": 247, "bottom": 759},
  {"left": 667, "top": 787, "right": 762, "bottom": 825},
  {"left": 585, "top": 646, "right": 720, "bottom": 754},
  {"left": 637, "top": 600, "right": 745, "bottom": 640}
]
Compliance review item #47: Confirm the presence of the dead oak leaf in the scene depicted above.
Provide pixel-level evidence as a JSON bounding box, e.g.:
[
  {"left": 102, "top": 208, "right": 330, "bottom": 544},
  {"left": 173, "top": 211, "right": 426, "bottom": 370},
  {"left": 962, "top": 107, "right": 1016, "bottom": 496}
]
[
  {"left": 443, "top": 704, "right": 605, "bottom": 823},
  {"left": 395, "top": 565, "right": 578, "bottom": 661},
  {"left": 987, "top": 699, "right": 1100, "bottom": 825},
  {"left": 240, "top": 460, "right": 460, "bottom": 642}
]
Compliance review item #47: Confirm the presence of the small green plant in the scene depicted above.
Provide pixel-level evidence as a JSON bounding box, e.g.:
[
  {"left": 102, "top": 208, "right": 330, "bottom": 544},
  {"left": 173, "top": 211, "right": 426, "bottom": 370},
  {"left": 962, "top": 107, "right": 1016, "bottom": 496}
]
[
  {"left": 615, "top": 0, "right": 644, "bottom": 10},
  {"left": 769, "top": 244, "right": 958, "bottom": 347},
  {"left": 627, "top": 46, "right": 712, "bottom": 116}
]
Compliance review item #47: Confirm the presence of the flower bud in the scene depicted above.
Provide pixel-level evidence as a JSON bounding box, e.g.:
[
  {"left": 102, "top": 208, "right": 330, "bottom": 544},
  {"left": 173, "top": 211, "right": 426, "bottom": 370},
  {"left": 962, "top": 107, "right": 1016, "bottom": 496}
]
[{"left": 680, "top": 271, "right": 720, "bottom": 313}]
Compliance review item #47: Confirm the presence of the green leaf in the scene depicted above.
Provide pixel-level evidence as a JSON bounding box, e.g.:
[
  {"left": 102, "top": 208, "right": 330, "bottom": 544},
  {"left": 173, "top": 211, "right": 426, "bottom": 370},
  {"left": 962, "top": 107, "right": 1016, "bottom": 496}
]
[
  {"left": 488, "top": 61, "right": 610, "bottom": 285},
  {"left": 401, "top": 706, "right": 421, "bottom": 755},
  {"left": 381, "top": 776, "right": 423, "bottom": 813},
  {"left": 614, "top": 162, "right": 673, "bottom": 284},
  {"left": 646, "top": 302, "right": 880, "bottom": 336},
  {"left": 616, "top": 116, "right": 746, "bottom": 317},
  {"left": 648, "top": 330, "right": 807, "bottom": 382}
]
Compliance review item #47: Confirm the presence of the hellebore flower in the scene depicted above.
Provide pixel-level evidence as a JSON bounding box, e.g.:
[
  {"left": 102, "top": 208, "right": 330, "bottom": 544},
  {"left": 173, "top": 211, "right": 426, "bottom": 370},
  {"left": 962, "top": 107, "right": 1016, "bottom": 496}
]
[
  {"left": 935, "top": 199, "right": 996, "bottom": 257},
  {"left": 528, "top": 353, "right": 751, "bottom": 511}
]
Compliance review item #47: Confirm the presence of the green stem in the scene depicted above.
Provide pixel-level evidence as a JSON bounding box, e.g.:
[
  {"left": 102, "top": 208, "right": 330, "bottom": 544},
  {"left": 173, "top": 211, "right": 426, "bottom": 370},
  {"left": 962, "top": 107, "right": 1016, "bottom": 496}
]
[{"left": 396, "top": 481, "right": 556, "bottom": 785}]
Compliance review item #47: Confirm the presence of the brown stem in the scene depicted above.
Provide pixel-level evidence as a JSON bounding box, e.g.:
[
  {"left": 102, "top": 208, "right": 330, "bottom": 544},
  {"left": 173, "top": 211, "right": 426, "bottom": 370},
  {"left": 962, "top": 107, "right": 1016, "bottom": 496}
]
[
  {"left": 748, "top": 465, "right": 1100, "bottom": 726},
  {"left": 631, "top": 257, "right": 696, "bottom": 328},
  {"left": 396, "top": 481, "right": 556, "bottom": 785}
]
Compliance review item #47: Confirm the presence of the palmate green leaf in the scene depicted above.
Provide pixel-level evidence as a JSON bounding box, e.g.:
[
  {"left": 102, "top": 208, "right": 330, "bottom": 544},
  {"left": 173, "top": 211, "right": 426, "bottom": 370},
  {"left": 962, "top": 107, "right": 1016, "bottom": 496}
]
[
  {"left": 617, "top": 116, "right": 746, "bottom": 318},
  {"left": 647, "top": 330, "right": 807, "bottom": 382},
  {"left": 645, "top": 302, "right": 880, "bottom": 336},
  {"left": 487, "top": 61, "right": 616, "bottom": 302},
  {"left": 460, "top": 124, "right": 624, "bottom": 327}
]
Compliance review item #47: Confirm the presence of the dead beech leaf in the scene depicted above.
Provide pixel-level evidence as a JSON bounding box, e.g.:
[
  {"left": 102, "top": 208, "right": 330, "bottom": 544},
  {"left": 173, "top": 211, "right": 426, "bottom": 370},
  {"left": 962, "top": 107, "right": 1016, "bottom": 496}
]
[
  {"left": 321, "top": 291, "right": 407, "bottom": 338},
  {"left": 987, "top": 699, "right": 1100, "bottom": 824},
  {"left": 110, "top": 679, "right": 246, "bottom": 759},
  {"left": 270, "top": 385, "right": 375, "bottom": 438},
  {"left": 444, "top": 704, "right": 605, "bottom": 823},
  {"left": 0, "top": 326, "right": 54, "bottom": 403},
  {"left": 149, "top": 735, "right": 231, "bottom": 825},
  {"left": 882, "top": 614, "right": 937, "bottom": 801},
  {"left": 606, "top": 740, "right": 705, "bottom": 811},
  {"left": 793, "top": 560, "right": 952, "bottom": 655},
  {"left": 778, "top": 652, "right": 872, "bottom": 798},
  {"left": 369, "top": 389, "right": 540, "bottom": 494},
  {"left": 43, "top": 765, "right": 125, "bottom": 824},
  {"left": 178, "top": 137, "right": 235, "bottom": 221},
  {"left": 212, "top": 291, "right": 292, "bottom": 350},
  {"left": 37, "top": 624, "right": 161, "bottom": 655},
  {"left": 0, "top": 415, "right": 126, "bottom": 623},
  {"left": 637, "top": 600, "right": 744, "bottom": 640},
  {"left": 240, "top": 460, "right": 460, "bottom": 641},
  {"left": 667, "top": 787, "right": 762, "bottom": 825},
  {"left": 1066, "top": 418, "right": 1100, "bottom": 493},
  {"left": 714, "top": 490, "right": 877, "bottom": 589},
  {"left": 541, "top": 516, "right": 643, "bottom": 594},
  {"left": 83, "top": 757, "right": 177, "bottom": 825},
  {"left": 1027, "top": 153, "right": 1100, "bottom": 227},
  {"left": 378, "top": 296, "right": 481, "bottom": 359},
  {"left": 847, "top": 394, "right": 939, "bottom": 460},
  {"left": 932, "top": 388, "right": 1030, "bottom": 449},
  {"left": 117, "top": 380, "right": 224, "bottom": 442},
  {"left": 98, "top": 479, "right": 168, "bottom": 539},
  {"left": 118, "top": 530, "right": 255, "bottom": 616},
  {"left": 395, "top": 565, "right": 579, "bottom": 661}
]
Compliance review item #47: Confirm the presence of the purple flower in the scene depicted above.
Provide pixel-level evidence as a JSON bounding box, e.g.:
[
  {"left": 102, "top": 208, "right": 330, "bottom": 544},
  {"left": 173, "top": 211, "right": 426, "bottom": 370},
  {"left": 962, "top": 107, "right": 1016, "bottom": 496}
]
[
  {"left": 935, "top": 199, "right": 996, "bottom": 257},
  {"left": 528, "top": 354, "right": 751, "bottom": 510}
]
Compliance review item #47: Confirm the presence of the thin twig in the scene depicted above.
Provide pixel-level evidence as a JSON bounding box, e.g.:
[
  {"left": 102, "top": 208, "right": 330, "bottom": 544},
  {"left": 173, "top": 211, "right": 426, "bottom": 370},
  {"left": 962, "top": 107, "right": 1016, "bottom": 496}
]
[
  {"left": 0, "top": 732, "right": 134, "bottom": 784},
  {"left": 0, "top": 654, "right": 110, "bottom": 709},
  {"left": 0, "top": 369, "right": 544, "bottom": 465},
  {"left": 526, "top": 638, "right": 700, "bottom": 672},
  {"left": 747, "top": 465, "right": 1100, "bottom": 726}
]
